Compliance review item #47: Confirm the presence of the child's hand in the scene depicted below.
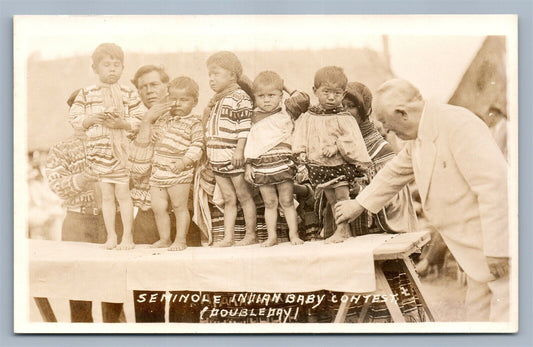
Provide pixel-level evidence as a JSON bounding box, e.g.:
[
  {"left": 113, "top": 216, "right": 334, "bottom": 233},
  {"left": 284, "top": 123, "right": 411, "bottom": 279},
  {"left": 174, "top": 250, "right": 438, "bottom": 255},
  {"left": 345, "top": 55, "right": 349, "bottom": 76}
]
[
  {"left": 83, "top": 113, "right": 106, "bottom": 128},
  {"left": 144, "top": 101, "right": 173, "bottom": 124},
  {"left": 103, "top": 118, "right": 131, "bottom": 130},
  {"left": 244, "top": 164, "right": 255, "bottom": 184},
  {"left": 231, "top": 150, "right": 245, "bottom": 168},
  {"left": 172, "top": 159, "right": 186, "bottom": 174},
  {"left": 322, "top": 145, "right": 337, "bottom": 157},
  {"left": 298, "top": 153, "right": 307, "bottom": 163}
]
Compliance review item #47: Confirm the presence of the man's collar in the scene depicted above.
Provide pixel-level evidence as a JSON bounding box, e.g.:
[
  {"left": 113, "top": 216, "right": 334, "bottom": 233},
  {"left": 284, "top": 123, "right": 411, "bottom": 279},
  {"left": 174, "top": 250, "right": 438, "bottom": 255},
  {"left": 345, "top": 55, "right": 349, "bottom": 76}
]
[{"left": 416, "top": 101, "right": 438, "bottom": 141}]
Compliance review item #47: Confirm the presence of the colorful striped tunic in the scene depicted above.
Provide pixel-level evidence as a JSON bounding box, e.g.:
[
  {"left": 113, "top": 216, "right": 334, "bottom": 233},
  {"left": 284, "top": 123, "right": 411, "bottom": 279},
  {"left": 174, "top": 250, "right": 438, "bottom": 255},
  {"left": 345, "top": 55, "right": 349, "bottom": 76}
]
[
  {"left": 129, "top": 113, "right": 174, "bottom": 208},
  {"left": 150, "top": 114, "right": 204, "bottom": 187},
  {"left": 44, "top": 136, "right": 98, "bottom": 210},
  {"left": 206, "top": 88, "right": 252, "bottom": 174},
  {"left": 358, "top": 120, "right": 396, "bottom": 172},
  {"left": 68, "top": 84, "right": 146, "bottom": 181}
]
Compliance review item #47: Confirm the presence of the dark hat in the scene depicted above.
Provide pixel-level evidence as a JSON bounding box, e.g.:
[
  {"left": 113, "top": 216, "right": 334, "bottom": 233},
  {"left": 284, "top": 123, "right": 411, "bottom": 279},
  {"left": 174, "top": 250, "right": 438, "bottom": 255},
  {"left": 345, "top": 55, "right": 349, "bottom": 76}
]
[
  {"left": 67, "top": 88, "right": 82, "bottom": 107},
  {"left": 345, "top": 82, "right": 373, "bottom": 118}
]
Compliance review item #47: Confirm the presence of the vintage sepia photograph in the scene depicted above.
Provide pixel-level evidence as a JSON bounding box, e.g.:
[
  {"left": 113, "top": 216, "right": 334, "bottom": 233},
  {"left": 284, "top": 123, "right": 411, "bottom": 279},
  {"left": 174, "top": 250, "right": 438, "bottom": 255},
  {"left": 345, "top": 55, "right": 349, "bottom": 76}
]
[{"left": 13, "top": 14, "right": 518, "bottom": 333}]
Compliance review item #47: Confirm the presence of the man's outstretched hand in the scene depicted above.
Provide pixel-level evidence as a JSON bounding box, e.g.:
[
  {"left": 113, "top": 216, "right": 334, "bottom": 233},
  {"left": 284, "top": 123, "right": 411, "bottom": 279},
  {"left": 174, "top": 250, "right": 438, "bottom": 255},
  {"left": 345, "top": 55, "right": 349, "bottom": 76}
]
[{"left": 335, "top": 199, "right": 365, "bottom": 224}]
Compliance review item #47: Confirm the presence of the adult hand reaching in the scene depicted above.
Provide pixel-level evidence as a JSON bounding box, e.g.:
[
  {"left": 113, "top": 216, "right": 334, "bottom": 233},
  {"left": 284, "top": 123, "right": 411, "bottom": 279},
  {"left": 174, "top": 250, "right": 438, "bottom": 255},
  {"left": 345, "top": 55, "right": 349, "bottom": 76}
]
[{"left": 335, "top": 199, "right": 365, "bottom": 224}]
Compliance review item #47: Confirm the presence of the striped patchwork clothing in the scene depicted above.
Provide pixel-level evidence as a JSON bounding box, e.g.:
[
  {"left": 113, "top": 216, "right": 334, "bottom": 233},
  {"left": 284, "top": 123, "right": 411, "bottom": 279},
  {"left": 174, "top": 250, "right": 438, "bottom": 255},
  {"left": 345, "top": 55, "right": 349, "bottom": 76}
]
[
  {"left": 129, "top": 113, "right": 175, "bottom": 208},
  {"left": 68, "top": 84, "right": 145, "bottom": 180},
  {"left": 358, "top": 120, "right": 395, "bottom": 173},
  {"left": 206, "top": 87, "right": 252, "bottom": 174},
  {"left": 45, "top": 136, "right": 98, "bottom": 210},
  {"left": 150, "top": 113, "right": 204, "bottom": 187}
]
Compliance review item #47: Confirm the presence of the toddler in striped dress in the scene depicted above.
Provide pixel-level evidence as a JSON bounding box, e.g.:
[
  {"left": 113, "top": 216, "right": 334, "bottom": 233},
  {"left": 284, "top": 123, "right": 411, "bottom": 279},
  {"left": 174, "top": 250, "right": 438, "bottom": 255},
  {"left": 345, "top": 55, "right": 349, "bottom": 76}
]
[
  {"left": 68, "top": 43, "right": 145, "bottom": 250},
  {"left": 149, "top": 77, "right": 204, "bottom": 251},
  {"left": 244, "top": 71, "right": 304, "bottom": 247},
  {"left": 205, "top": 51, "right": 257, "bottom": 247}
]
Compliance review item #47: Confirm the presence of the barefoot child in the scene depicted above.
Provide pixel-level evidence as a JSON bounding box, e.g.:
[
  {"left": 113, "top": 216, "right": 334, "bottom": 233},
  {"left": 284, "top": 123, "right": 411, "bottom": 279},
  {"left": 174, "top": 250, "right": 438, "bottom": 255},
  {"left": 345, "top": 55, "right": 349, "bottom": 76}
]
[
  {"left": 292, "top": 66, "right": 372, "bottom": 243},
  {"left": 205, "top": 51, "right": 257, "bottom": 247},
  {"left": 145, "top": 77, "right": 205, "bottom": 251},
  {"left": 244, "top": 71, "right": 304, "bottom": 247},
  {"left": 68, "top": 43, "right": 144, "bottom": 250}
]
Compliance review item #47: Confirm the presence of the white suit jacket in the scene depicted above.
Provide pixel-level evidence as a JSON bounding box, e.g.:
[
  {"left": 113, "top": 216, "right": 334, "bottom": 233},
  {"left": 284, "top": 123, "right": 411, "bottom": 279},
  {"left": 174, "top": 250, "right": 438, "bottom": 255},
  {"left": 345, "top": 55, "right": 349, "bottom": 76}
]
[{"left": 357, "top": 102, "right": 509, "bottom": 283}]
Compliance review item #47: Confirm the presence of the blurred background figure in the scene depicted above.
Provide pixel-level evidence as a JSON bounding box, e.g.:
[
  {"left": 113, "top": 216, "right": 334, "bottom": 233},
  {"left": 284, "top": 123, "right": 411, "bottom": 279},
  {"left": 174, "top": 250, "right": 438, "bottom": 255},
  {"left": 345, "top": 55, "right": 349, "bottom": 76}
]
[{"left": 27, "top": 150, "right": 64, "bottom": 240}]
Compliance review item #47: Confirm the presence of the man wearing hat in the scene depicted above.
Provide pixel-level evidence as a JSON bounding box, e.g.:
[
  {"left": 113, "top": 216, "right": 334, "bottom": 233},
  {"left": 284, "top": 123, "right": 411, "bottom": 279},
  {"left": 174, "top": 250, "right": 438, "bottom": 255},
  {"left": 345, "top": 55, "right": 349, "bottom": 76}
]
[{"left": 335, "top": 79, "right": 510, "bottom": 322}]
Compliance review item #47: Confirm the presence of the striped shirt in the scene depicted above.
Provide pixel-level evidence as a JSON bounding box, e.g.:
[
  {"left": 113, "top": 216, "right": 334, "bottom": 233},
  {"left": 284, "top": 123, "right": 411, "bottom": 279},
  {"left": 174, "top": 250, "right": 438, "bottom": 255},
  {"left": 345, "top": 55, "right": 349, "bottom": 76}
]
[
  {"left": 68, "top": 84, "right": 146, "bottom": 177},
  {"left": 151, "top": 113, "right": 204, "bottom": 187},
  {"left": 45, "top": 136, "right": 98, "bottom": 209},
  {"left": 206, "top": 89, "right": 252, "bottom": 170},
  {"left": 358, "top": 120, "right": 395, "bottom": 171}
]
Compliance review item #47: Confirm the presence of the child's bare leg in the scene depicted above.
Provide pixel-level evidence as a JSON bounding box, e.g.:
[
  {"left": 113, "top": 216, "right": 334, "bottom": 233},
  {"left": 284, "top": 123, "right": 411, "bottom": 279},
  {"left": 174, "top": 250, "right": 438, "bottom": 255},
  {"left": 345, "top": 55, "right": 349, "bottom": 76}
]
[
  {"left": 213, "top": 175, "right": 237, "bottom": 247},
  {"left": 232, "top": 174, "right": 257, "bottom": 246},
  {"left": 100, "top": 182, "right": 118, "bottom": 249},
  {"left": 167, "top": 183, "right": 191, "bottom": 251},
  {"left": 115, "top": 183, "right": 134, "bottom": 250},
  {"left": 258, "top": 184, "right": 278, "bottom": 247},
  {"left": 325, "top": 185, "right": 351, "bottom": 244},
  {"left": 150, "top": 187, "right": 172, "bottom": 248},
  {"left": 277, "top": 181, "right": 304, "bottom": 245}
]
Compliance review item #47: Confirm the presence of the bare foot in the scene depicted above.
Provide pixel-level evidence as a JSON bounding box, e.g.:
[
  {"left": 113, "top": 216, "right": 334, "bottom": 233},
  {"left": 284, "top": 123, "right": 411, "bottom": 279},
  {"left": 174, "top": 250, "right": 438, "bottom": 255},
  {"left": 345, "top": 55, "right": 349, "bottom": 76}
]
[
  {"left": 116, "top": 233, "right": 135, "bottom": 250},
  {"left": 213, "top": 238, "right": 234, "bottom": 247},
  {"left": 151, "top": 239, "right": 172, "bottom": 248},
  {"left": 289, "top": 233, "right": 304, "bottom": 245},
  {"left": 260, "top": 237, "right": 277, "bottom": 247},
  {"left": 103, "top": 234, "right": 118, "bottom": 250},
  {"left": 235, "top": 234, "right": 257, "bottom": 246},
  {"left": 324, "top": 230, "right": 350, "bottom": 244},
  {"left": 168, "top": 241, "right": 187, "bottom": 251}
]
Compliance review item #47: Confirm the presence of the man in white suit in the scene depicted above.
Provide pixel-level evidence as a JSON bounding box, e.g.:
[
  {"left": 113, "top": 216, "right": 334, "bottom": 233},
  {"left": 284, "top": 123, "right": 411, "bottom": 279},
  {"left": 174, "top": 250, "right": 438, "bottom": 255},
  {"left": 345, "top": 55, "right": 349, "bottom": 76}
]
[{"left": 335, "top": 79, "right": 510, "bottom": 322}]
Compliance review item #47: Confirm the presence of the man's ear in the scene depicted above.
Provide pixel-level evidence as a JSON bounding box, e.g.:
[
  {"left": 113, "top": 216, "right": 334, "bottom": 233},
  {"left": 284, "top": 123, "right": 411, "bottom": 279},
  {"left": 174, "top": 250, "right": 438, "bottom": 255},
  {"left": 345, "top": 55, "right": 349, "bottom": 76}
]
[
  {"left": 91, "top": 64, "right": 97, "bottom": 74},
  {"left": 312, "top": 86, "right": 317, "bottom": 96},
  {"left": 395, "top": 107, "right": 408, "bottom": 120}
]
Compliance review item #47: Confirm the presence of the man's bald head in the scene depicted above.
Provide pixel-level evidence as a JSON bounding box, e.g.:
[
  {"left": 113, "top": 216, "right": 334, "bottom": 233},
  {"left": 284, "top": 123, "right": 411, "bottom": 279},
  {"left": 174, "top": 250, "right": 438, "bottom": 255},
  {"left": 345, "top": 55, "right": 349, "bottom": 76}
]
[
  {"left": 375, "top": 79, "right": 423, "bottom": 106},
  {"left": 372, "top": 79, "right": 425, "bottom": 140}
]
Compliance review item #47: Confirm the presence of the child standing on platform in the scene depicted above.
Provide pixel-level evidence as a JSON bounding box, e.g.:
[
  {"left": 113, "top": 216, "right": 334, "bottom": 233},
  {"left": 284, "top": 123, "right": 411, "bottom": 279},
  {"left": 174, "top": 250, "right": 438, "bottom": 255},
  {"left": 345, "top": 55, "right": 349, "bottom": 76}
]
[
  {"left": 148, "top": 77, "right": 204, "bottom": 251},
  {"left": 244, "top": 71, "right": 304, "bottom": 247},
  {"left": 204, "top": 51, "right": 257, "bottom": 247},
  {"left": 292, "top": 66, "right": 372, "bottom": 244},
  {"left": 68, "top": 43, "right": 144, "bottom": 250}
]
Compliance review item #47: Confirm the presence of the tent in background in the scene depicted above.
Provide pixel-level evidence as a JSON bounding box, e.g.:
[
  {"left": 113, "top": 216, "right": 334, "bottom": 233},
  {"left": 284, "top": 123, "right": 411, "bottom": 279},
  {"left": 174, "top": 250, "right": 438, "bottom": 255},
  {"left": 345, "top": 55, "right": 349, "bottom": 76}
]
[{"left": 448, "top": 36, "right": 507, "bottom": 157}]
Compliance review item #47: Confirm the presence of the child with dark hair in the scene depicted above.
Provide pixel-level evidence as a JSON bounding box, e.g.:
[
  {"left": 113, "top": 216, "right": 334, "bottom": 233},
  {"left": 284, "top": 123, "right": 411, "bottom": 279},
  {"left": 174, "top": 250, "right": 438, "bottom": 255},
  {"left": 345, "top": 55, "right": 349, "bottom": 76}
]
[
  {"left": 204, "top": 51, "right": 257, "bottom": 247},
  {"left": 292, "top": 66, "right": 371, "bottom": 244},
  {"left": 243, "top": 71, "right": 303, "bottom": 247},
  {"left": 68, "top": 43, "right": 145, "bottom": 250},
  {"left": 145, "top": 76, "right": 205, "bottom": 251}
]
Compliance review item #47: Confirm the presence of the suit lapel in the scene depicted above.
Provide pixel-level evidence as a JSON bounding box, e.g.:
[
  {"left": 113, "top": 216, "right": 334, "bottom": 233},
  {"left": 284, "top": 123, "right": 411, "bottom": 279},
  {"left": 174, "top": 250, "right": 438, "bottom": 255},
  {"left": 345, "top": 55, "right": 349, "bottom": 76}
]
[
  {"left": 413, "top": 102, "right": 439, "bottom": 203},
  {"left": 414, "top": 139, "right": 437, "bottom": 203}
]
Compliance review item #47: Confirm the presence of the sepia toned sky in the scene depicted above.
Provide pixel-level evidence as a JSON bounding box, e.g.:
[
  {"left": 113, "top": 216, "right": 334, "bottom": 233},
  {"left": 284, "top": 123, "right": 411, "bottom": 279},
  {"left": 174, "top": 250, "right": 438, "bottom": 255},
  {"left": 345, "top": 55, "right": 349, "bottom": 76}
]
[{"left": 16, "top": 15, "right": 514, "bottom": 103}]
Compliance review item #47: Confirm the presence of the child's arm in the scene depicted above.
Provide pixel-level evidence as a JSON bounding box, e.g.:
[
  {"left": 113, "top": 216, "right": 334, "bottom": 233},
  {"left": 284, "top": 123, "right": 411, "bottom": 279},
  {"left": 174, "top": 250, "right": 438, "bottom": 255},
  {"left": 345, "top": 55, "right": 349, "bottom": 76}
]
[
  {"left": 104, "top": 89, "right": 146, "bottom": 134},
  {"left": 125, "top": 89, "right": 146, "bottom": 134},
  {"left": 174, "top": 120, "right": 204, "bottom": 172},
  {"left": 68, "top": 89, "right": 106, "bottom": 131},
  {"left": 291, "top": 114, "right": 309, "bottom": 162},
  {"left": 232, "top": 98, "right": 253, "bottom": 168},
  {"left": 336, "top": 116, "right": 372, "bottom": 165}
]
